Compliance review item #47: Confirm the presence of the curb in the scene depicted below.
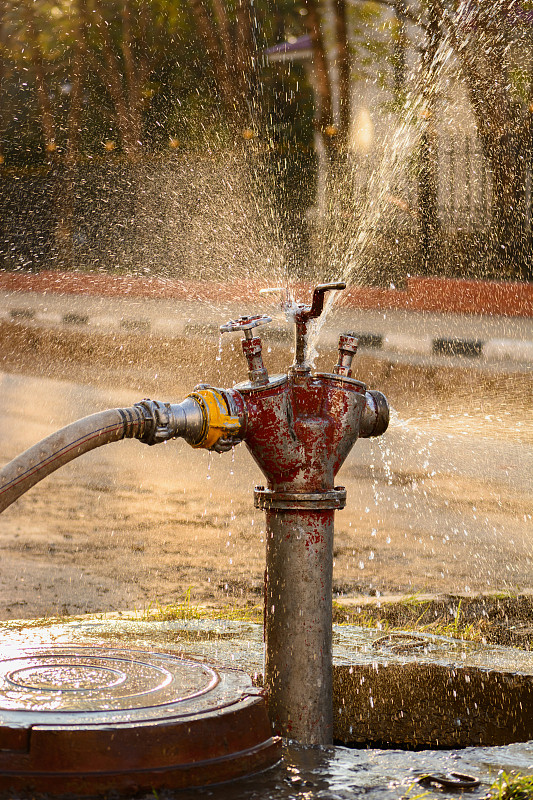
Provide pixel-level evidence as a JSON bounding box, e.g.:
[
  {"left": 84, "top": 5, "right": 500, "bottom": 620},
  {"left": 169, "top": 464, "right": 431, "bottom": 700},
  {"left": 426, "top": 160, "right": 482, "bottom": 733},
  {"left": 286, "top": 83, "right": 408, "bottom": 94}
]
[
  {"left": 341, "top": 330, "right": 533, "bottom": 364},
  {"left": 1, "top": 272, "right": 532, "bottom": 317},
  {"left": 1, "top": 306, "right": 532, "bottom": 365}
]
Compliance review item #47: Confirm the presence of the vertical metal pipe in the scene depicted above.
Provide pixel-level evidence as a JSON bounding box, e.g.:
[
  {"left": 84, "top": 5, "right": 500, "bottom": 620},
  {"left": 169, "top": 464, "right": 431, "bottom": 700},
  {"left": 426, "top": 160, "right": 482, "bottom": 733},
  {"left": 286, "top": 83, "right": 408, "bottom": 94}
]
[{"left": 263, "top": 507, "right": 335, "bottom": 745}]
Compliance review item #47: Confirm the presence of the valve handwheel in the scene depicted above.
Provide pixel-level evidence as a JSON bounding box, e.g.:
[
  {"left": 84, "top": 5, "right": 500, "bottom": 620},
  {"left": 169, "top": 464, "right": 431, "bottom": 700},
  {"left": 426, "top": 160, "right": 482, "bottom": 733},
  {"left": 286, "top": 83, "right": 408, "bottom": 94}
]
[{"left": 220, "top": 314, "right": 272, "bottom": 336}]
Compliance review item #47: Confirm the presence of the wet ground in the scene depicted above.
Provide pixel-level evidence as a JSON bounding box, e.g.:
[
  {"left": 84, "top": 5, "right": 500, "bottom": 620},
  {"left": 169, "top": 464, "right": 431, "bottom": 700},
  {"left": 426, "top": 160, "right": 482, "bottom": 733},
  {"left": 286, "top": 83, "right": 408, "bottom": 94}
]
[
  {"left": 167, "top": 741, "right": 533, "bottom": 800},
  {"left": 3, "top": 737, "right": 532, "bottom": 800},
  {"left": 0, "top": 322, "right": 531, "bottom": 621}
]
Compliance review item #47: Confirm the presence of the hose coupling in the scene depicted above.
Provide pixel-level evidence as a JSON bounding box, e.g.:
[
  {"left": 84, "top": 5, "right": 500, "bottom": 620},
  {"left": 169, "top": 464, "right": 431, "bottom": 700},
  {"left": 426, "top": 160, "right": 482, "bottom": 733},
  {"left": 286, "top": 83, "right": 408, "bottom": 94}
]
[
  {"left": 135, "top": 399, "right": 196, "bottom": 445},
  {"left": 187, "top": 386, "right": 244, "bottom": 452}
]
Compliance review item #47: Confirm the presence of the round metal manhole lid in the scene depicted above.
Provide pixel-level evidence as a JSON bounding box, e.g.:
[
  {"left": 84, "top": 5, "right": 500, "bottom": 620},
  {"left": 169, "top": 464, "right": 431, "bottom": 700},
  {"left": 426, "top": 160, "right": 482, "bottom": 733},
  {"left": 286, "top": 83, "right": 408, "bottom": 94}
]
[
  {"left": 0, "top": 645, "right": 281, "bottom": 794},
  {"left": 0, "top": 646, "right": 219, "bottom": 718}
]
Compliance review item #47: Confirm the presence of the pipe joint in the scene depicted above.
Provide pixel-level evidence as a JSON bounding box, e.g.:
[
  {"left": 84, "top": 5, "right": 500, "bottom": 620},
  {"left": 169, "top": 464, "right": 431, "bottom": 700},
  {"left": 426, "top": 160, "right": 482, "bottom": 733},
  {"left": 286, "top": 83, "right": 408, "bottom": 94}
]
[
  {"left": 254, "top": 486, "right": 347, "bottom": 511},
  {"left": 134, "top": 399, "right": 199, "bottom": 446}
]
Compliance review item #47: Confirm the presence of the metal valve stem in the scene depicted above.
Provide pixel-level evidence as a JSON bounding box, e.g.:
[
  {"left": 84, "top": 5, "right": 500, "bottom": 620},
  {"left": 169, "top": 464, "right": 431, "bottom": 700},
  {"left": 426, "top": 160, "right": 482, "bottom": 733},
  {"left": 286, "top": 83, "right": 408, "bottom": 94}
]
[
  {"left": 241, "top": 329, "right": 269, "bottom": 386},
  {"left": 333, "top": 332, "right": 359, "bottom": 377},
  {"left": 289, "top": 282, "right": 346, "bottom": 374},
  {"left": 220, "top": 314, "right": 272, "bottom": 387}
]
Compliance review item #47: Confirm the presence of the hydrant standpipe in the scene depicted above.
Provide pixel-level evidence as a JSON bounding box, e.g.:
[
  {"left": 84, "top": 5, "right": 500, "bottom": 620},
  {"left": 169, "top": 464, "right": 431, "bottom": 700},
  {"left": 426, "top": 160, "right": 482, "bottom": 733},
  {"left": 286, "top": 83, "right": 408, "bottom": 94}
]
[{"left": 0, "top": 282, "right": 389, "bottom": 747}]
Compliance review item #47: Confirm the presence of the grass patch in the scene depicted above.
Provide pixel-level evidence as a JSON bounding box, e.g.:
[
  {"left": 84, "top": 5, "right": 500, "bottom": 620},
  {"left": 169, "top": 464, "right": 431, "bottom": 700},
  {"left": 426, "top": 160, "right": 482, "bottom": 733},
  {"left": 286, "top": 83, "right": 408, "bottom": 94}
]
[
  {"left": 487, "top": 772, "right": 533, "bottom": 800},
  {"left": 2, "top": 591, "right": 530, "bottom": 651},
  {"left": 133, "top": 590, "right": 263, "bottom": 624},
  {"left": 141, "top": 590, "right": 530, "bottom": 647},
  {"left": 333, "top": 592, "right": 532, "bottom": 649},
  {"left": 332, "top": 596, "right": 485, "bottom": 643}
]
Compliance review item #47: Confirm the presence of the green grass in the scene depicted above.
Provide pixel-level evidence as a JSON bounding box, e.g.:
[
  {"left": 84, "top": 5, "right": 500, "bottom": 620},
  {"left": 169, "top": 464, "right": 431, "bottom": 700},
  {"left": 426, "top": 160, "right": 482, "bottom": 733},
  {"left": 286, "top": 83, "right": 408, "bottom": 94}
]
[
  {"left": 140, "top": 595, "right": 484, "bottom": 641},
  {"left": 430, "top": 598, "right": 483, "bottom": 642},
  {"left": 487, "top": 772, "right": 533, "bottom": 800},
  {"left": 400, "top": 782, "right": 431, "bottom": 800},
  {"left": 332, "top": 596, "right": 485, "bottom": 643},
  {"left": 133, "top": 589, "right": 263, "bottom": 624}
]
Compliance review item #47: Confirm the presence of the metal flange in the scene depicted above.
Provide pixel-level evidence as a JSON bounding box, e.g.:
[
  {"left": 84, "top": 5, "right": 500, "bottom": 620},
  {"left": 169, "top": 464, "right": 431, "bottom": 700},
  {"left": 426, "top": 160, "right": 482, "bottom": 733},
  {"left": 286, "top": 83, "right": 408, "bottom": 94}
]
[{"left": 254, "top": 486, "right": 347, "bottom": 511}]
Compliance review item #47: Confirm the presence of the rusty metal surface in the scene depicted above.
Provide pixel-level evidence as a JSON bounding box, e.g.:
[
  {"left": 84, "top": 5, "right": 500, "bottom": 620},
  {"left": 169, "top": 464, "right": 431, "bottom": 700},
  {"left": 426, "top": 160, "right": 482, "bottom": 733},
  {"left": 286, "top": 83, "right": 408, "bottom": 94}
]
[
  {"left": 239, "top": 368, "right": 366, "bottom": 739},
  {"left": 254, "top": 486, "right": 347, "bottom": 511},
  {"left": 241, "top": 373, "right": 367, "bottom": 493},
  {"left": 237, "top": 356, "right": 383, "bottom": 744},
  {"left": 263, "top": 507, "right": 336, "bottom": 744},
  {"left": 0, "top": 645, "right": 281, "bottom": 794}
]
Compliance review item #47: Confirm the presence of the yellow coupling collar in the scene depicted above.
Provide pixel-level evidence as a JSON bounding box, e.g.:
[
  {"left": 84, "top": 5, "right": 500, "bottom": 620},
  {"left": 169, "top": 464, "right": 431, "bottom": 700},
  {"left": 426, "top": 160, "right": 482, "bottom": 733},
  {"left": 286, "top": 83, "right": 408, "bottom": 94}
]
[{"left": 187, "top": 388, "right": 242, "bottom": 450}]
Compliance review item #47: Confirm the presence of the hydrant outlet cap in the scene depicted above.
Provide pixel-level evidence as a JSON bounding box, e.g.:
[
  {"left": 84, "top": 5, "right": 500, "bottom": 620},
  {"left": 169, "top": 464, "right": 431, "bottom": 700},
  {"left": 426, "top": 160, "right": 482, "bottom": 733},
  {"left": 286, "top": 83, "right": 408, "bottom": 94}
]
[{"left": 367, "top": 390, "right": 389, "bottom": 436}]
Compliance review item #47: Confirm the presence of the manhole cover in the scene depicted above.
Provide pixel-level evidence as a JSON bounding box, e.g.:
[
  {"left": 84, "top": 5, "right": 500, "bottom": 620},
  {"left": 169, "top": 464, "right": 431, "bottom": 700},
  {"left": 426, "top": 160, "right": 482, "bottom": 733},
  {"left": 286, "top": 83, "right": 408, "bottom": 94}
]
[{"left": 0, "top": 645, "right": 280, "bottom": 794}]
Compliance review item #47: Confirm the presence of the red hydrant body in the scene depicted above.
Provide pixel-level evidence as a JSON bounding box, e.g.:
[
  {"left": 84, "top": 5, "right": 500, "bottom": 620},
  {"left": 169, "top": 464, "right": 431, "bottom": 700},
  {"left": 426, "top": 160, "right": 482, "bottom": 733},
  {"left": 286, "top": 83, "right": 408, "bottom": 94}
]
[{"left": 240, "top": 371, "right": 367, "bottom": 742}]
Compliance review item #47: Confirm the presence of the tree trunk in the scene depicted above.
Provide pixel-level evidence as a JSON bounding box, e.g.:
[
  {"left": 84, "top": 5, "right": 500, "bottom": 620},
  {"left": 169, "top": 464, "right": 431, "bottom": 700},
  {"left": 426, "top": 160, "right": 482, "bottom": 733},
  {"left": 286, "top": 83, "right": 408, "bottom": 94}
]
[
  {"left": 56, "top": 0, "right": 88, "bottom": 269},
  {"left": 482, "top": 123, "right": 528, "bottom": 278},
  {"left": 25, "top": 4, "right": 57, "bottom": 155},
  {"left": 235, "top": 0, "right": 256, "bottom": 121},
  {"left": 333, "top": 0, "right": 350, "bottom": 148},
  {"left": 188, "top": 0, "right": 237, "bottom": 116},
  {"left": 418, "top": 2, "right": 441, "bottom": 272},
  {"left": 392, "top": 0, "right": 406, "bottom": 102},
  {"left": 434, "top": 0, "right": 531, "bottom": 278},
  {"left": 304, "top": 0, "right": 336, "bottom": 159}
]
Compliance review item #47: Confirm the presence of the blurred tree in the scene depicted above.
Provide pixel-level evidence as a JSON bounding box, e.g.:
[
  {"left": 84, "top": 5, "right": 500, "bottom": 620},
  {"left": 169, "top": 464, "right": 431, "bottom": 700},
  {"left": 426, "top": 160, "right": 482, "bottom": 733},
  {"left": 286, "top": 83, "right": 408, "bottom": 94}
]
[
  {"left": 84, "top": 0, "right": 151, "bottom": 159},
  {"left": 186, "top": 0, "right": 262, "bottom": 130},
  {"left": 424, "top": 0, "right": 533, "bottom": 278},
  {"left": 0, "top": 0, "right": 207, "bottom": 162},
  {"left": 0, "top": 0, "right": 7, "bottom": 165},
  {"left": 300, "top": 0, "right": 388, "bottom": 158}
]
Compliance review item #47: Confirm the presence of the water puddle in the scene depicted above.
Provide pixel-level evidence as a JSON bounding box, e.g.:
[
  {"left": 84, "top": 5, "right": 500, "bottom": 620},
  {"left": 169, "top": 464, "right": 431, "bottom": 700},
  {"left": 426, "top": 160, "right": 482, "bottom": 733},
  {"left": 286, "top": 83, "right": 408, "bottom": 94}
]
[{"left": 175, "top": 740, "right": 533, "bottom": 800}]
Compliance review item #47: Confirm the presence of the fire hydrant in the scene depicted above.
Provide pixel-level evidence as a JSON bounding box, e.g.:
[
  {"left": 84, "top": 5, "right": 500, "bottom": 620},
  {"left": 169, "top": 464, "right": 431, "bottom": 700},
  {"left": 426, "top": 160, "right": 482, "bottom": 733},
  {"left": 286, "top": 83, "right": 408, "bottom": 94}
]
[
  {"left": 0, "top": 282, "right": 388, "bottom": 746},
  {"left": 196, "top": 282, "right": 389, "bottom": 744}
]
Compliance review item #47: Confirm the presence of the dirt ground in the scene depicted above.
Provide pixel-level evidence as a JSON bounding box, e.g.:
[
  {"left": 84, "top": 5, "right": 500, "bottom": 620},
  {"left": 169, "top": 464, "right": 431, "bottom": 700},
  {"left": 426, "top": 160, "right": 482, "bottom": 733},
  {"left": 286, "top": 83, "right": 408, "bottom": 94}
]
[{"left": 0, "top": 321, "right": 532, "bottom": 644}]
